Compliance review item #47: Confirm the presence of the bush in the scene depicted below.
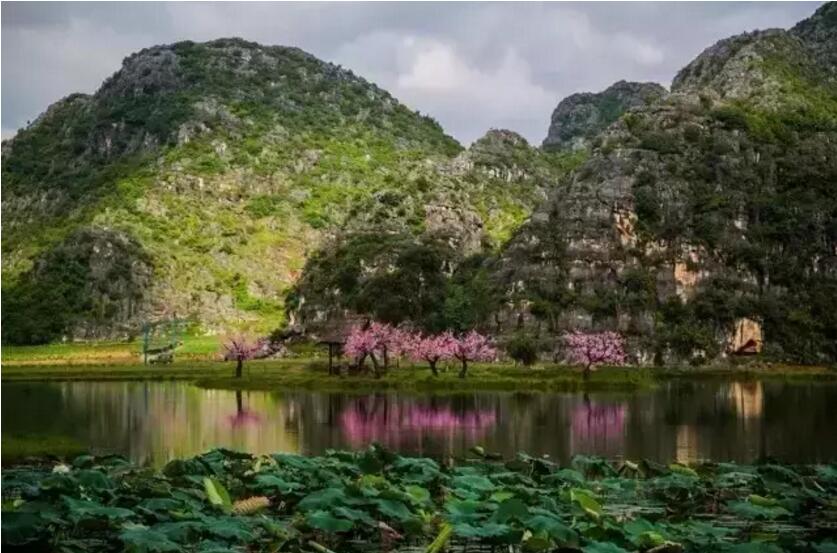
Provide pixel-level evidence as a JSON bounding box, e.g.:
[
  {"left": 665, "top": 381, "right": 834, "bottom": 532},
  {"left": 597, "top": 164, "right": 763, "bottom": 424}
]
[{"left": 506, "top": 334, "right": 539, "bottom": 366}]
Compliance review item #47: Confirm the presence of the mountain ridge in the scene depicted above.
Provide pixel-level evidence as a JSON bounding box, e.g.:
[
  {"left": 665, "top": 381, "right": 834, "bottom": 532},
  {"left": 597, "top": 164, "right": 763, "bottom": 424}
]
[{"left": 2, "top": 5, "right": 836, "bottom": 365}]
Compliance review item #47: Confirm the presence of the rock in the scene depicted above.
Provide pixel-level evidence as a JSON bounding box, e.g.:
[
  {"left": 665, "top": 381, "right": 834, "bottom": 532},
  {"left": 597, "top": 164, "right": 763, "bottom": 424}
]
[
  {"left": 542, "top": 81, "right": 668, "bottom": 151},
  {"left": 727, "top": 318, "right": 763, "bottom": 355},
  {"left": 489, "top": 4, "right": 837, "bottom": 362}
]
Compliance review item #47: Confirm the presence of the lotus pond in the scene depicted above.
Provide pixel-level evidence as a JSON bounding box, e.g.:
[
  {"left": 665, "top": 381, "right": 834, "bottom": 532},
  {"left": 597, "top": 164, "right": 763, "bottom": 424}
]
[{"left": 2, "top": 445, "right": 837, "bottom": 552}]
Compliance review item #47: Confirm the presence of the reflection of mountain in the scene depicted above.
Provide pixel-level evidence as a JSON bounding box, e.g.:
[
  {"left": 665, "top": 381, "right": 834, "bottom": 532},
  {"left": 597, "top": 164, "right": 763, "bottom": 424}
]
[
  {"left": 3, "top": 381, "right": 836, "bottom": 465},
  {"left": 53, "top": 382, "right": 302, "bottom": 465},
  {"left": 675, "top": 425, "right": 699, "bottom": 464},
  {"left": 339, "top": 396, "right": 496, "bottom": 449},
  {"left": 726, "top": 382, "right": 763, "bottom": 419}
]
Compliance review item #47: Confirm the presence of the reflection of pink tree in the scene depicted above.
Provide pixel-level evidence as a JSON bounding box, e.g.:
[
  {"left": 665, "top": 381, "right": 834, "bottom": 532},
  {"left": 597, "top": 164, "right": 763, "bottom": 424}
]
[
  {"left": 227, "top": 391, "right": 262, "bottom": 428},
  {"left": 562, "top": 331, "right": 626, "bottom": 378},
  {"left": 340, "top": 398, "right": 496, "bottom": 448},
  {"left": 452, "top": 331, "right": 497, "bottom": 379},
  {"left": 405, "top": 332, "right": 456, "bottom": 376},
  {"left": 222, "top": 335, "right": 266, "bottom": 378},
  {"left": 570, "top": 398, "right": 627, "bottom": 455}
]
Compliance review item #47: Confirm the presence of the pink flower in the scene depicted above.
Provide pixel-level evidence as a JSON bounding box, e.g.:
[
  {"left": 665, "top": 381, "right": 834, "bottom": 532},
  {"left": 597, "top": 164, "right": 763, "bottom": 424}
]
[
  {"left": 452, "top": 330, "right": 497, "bottom": 364},
  {"left": 221, "top": 334, "right": 265, "bottom": 361},
  {"left": 562, "top": 331, "right": 626, "bottom": 371}
]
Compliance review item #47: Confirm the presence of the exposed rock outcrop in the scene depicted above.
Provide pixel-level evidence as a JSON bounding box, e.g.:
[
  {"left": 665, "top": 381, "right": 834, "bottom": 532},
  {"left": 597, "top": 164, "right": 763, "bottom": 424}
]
[{"left": 542, "top": 81, "right": 668, "bottom": 152}]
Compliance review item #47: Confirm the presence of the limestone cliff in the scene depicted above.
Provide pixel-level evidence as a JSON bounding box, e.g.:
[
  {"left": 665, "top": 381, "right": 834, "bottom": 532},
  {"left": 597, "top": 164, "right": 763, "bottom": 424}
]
[
  {"left": 542, "top": 81, "right": 667, "bottom": 152},
  {"left": 491, "top": 4, "right": 837, "bottom": 363}
]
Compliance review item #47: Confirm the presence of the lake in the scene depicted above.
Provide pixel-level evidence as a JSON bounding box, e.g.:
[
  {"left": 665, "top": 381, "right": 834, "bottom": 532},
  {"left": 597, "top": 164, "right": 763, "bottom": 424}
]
[{"left": 3, "top": 379, "right": 836, "bottom": 466}]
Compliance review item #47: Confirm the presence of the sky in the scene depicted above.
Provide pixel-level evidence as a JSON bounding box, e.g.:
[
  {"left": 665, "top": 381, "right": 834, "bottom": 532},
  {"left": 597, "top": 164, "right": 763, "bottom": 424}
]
[{"left": 1, "top": 1, "right": 823, "bottom": 145}]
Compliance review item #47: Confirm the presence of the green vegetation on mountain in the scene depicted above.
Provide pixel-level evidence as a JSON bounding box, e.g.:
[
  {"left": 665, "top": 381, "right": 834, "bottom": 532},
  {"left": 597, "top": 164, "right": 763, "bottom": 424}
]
[{"left": 2, "top": 40, "right": 566, "bottom": 344}]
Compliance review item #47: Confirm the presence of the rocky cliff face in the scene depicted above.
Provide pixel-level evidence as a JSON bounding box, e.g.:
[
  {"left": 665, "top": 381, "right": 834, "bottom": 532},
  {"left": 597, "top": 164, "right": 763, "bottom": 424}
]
[
  {"left": 542, "top": 81, "right": 667, "bottom": 152},
  {"left": 2, "top": 228, "right": 153, "bottom": 343},
  {"left": 491, "top": 4, "right": 837, "bottom": 363}
]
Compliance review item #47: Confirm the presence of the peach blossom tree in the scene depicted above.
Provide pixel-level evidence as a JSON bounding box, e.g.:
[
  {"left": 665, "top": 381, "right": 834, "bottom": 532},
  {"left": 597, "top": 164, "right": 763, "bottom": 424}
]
[
  {"left": 452, "top": 331, "right": 497, "bottom": 378},
  {"left": 406, "top": 332, "right": 457, "bottom": 376},
  {"left": 562, "top": 331, "right": 626, "bottom": 378},
  {"left": 222, "top": 334, "right": 266, "bottom": 378}
]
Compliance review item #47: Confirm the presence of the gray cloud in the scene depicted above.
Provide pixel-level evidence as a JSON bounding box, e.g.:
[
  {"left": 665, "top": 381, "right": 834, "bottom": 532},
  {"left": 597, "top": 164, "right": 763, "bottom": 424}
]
[{"left": 1, "top": 1, "right": 823, "bottom": 144}]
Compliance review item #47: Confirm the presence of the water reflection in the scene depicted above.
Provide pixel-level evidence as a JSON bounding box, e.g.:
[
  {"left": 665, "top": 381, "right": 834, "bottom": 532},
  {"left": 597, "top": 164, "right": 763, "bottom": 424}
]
[
  {"left": 339, "top": 396, "right": 496, "bottom": 449},
  {"left": 570, "top": 397, "right": 627, "bottom": 458},
  {"left": 3, "top": 380, "right": 836, "bottom": 466}
]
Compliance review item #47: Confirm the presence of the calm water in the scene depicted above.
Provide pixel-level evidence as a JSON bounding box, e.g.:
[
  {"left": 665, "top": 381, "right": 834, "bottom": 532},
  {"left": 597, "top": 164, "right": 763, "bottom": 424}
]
[{"left": 3, "top": 380, "right": 837, "bottom": 466}]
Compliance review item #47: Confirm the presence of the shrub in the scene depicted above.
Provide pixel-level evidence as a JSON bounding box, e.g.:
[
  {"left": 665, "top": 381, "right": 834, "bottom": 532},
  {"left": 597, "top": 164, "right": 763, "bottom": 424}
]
[{"left": 506, "top": 334, "right": 539, "bottom": 366}]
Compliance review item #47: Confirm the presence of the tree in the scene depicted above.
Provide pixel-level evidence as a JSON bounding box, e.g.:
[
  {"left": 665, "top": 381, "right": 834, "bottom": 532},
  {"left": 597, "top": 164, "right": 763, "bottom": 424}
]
[
  {"left": 368, "top": 322, "right": 398, "bottom": 372},
  {"left": 344, "top": 324, "right": 379, "bottom": 373},
  {"left": 222, "top": 335, "right": 265, "bottom": 378},
  {"left": 452, "top": 331, "right": 496, "bottom": 379},
  {"left": 506, "top": 333, "right": 539, "bottom": 366},
  {"left": 406, "top": 332, "right": 456, "bottom": 376},
  {"left": 562, "top": 331, "right": 626, "bottom": 378}
]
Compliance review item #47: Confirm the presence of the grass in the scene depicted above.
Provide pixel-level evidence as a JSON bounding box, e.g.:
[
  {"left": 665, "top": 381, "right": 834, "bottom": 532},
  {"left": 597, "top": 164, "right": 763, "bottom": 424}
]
[
  {"left": 2, "top": 434, "right": 87, "bottom": 461},
  {"left": 1, "top": 335, "right": 221, "bottom": 365},
  {"left": 2, "top": 356, "right": 835, "bottom": 393},
  {"left": 0, "top": 360, "right": 653, "bottom": 392}
]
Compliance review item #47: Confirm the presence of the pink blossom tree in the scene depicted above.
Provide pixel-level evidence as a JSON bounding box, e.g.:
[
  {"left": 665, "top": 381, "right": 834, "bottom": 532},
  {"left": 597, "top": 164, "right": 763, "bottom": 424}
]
[
  {"left": 386, "top": 326, "right": 413, "bottom": 369},
  {"left": 368, "top": 322, "right": 398, "bottom": 372},
  {"left": 562, "top": 331, "right": 627, "bottom": 378},
  {"left": 221, "top": 334, "right": 265, "bottom": 378},
  {"left": 406, "top": 332, "right": 456, "bottom": 376},
  {"left": 452, "top": 331, "right": 497, "bottom": 379},
  {"left": 344, "top": 322, "right": 411, "bottom": 376},
  {"left": 344, "top": 324, "right": 379, "bottom": 374}
]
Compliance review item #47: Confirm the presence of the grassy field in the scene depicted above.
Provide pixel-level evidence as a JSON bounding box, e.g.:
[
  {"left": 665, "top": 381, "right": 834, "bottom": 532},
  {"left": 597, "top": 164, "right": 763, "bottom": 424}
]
[
  {"left": 3, "top": 337, "right": 836, "bottom": 392},
  {"left": 3, "top": 353, "right": 836, "bottom": 394},
  {"left": 0, "top": 359, "right": 657, "bottom": 392},
  {"left": 1, "top": 335, "right": 222, "bottom": 365}
]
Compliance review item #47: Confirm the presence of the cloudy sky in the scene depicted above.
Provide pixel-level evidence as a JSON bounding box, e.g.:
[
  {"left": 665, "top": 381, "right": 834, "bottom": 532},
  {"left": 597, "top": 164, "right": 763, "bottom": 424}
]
[{"left": 1, "top": 1, "right": 822, "bottom": 145}]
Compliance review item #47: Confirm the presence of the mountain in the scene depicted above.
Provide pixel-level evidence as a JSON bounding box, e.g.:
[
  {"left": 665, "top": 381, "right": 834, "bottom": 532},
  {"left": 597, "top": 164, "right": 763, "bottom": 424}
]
[
  {"left": 542, "top": 81, "right": 667, "bottom": 152},
  {"left": 287, "top": 128, "right": 584, "bottom": 332},
  {"left": 4, "top": 4, "right": 835, "bottom": 364},
  {"left": 1, "top": 39, "right": 577, "bottom": 343},
  {"left": 489, "top": 3, "right": 837, "bottom": 363}
]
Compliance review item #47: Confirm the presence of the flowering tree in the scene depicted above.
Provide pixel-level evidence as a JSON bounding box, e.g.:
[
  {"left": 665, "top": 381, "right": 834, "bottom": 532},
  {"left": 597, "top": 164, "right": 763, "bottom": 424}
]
[
  {"left": 344, "top": 322, "right": 411, "bottom": 375},
  {"left": 222, "top": 334, "right": 265, "bottom": 378},
  {"left": 406, "top": 332, "right": 456, "bottom": 376},
  {"left": 562, "top": 331, "right": 626, "bottom": 378},
  {"left": 452, "top": 331, "right": 497, "bottom": 379},
  {"left": 344, "top": 325, "right": 379, "bottom": 373},
  {"left": 386, "top": 326, "right": 413, "bottom": 369},
  {"left": 369, "top": 322, "right": 399, "bottom": 372}
]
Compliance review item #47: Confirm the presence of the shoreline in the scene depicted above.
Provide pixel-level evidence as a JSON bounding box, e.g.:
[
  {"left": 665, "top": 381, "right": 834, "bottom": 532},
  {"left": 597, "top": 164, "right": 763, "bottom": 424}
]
[{"left": 2, "top": 360, "right": 835, "bottom": 393}]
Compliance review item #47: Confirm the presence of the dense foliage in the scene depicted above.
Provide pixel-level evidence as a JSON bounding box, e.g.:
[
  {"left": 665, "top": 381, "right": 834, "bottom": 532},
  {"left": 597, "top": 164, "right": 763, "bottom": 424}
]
[{"left": 3, "top": 447, "right": 836, "bottom": 552}]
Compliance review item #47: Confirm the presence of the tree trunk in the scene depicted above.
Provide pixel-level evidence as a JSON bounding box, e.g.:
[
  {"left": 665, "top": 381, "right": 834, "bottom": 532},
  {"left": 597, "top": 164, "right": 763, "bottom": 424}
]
[
  {"left": 458, "top": 359, "right": 468, "bottom": 379},
  {"left": 429, "top": 360, "right": 438, "bottom": 377},
  {"left": 235, "top": 358, "right": 243, "bottom": 379},
  {"left": 583, "top": 363, "right": 591, "bottom": 381},
  {"left": 370, "top": 352, "right": 381, "bottom": 378},
  {"left": 382, "top": 347, "right": 389, "bottom": 371}
]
